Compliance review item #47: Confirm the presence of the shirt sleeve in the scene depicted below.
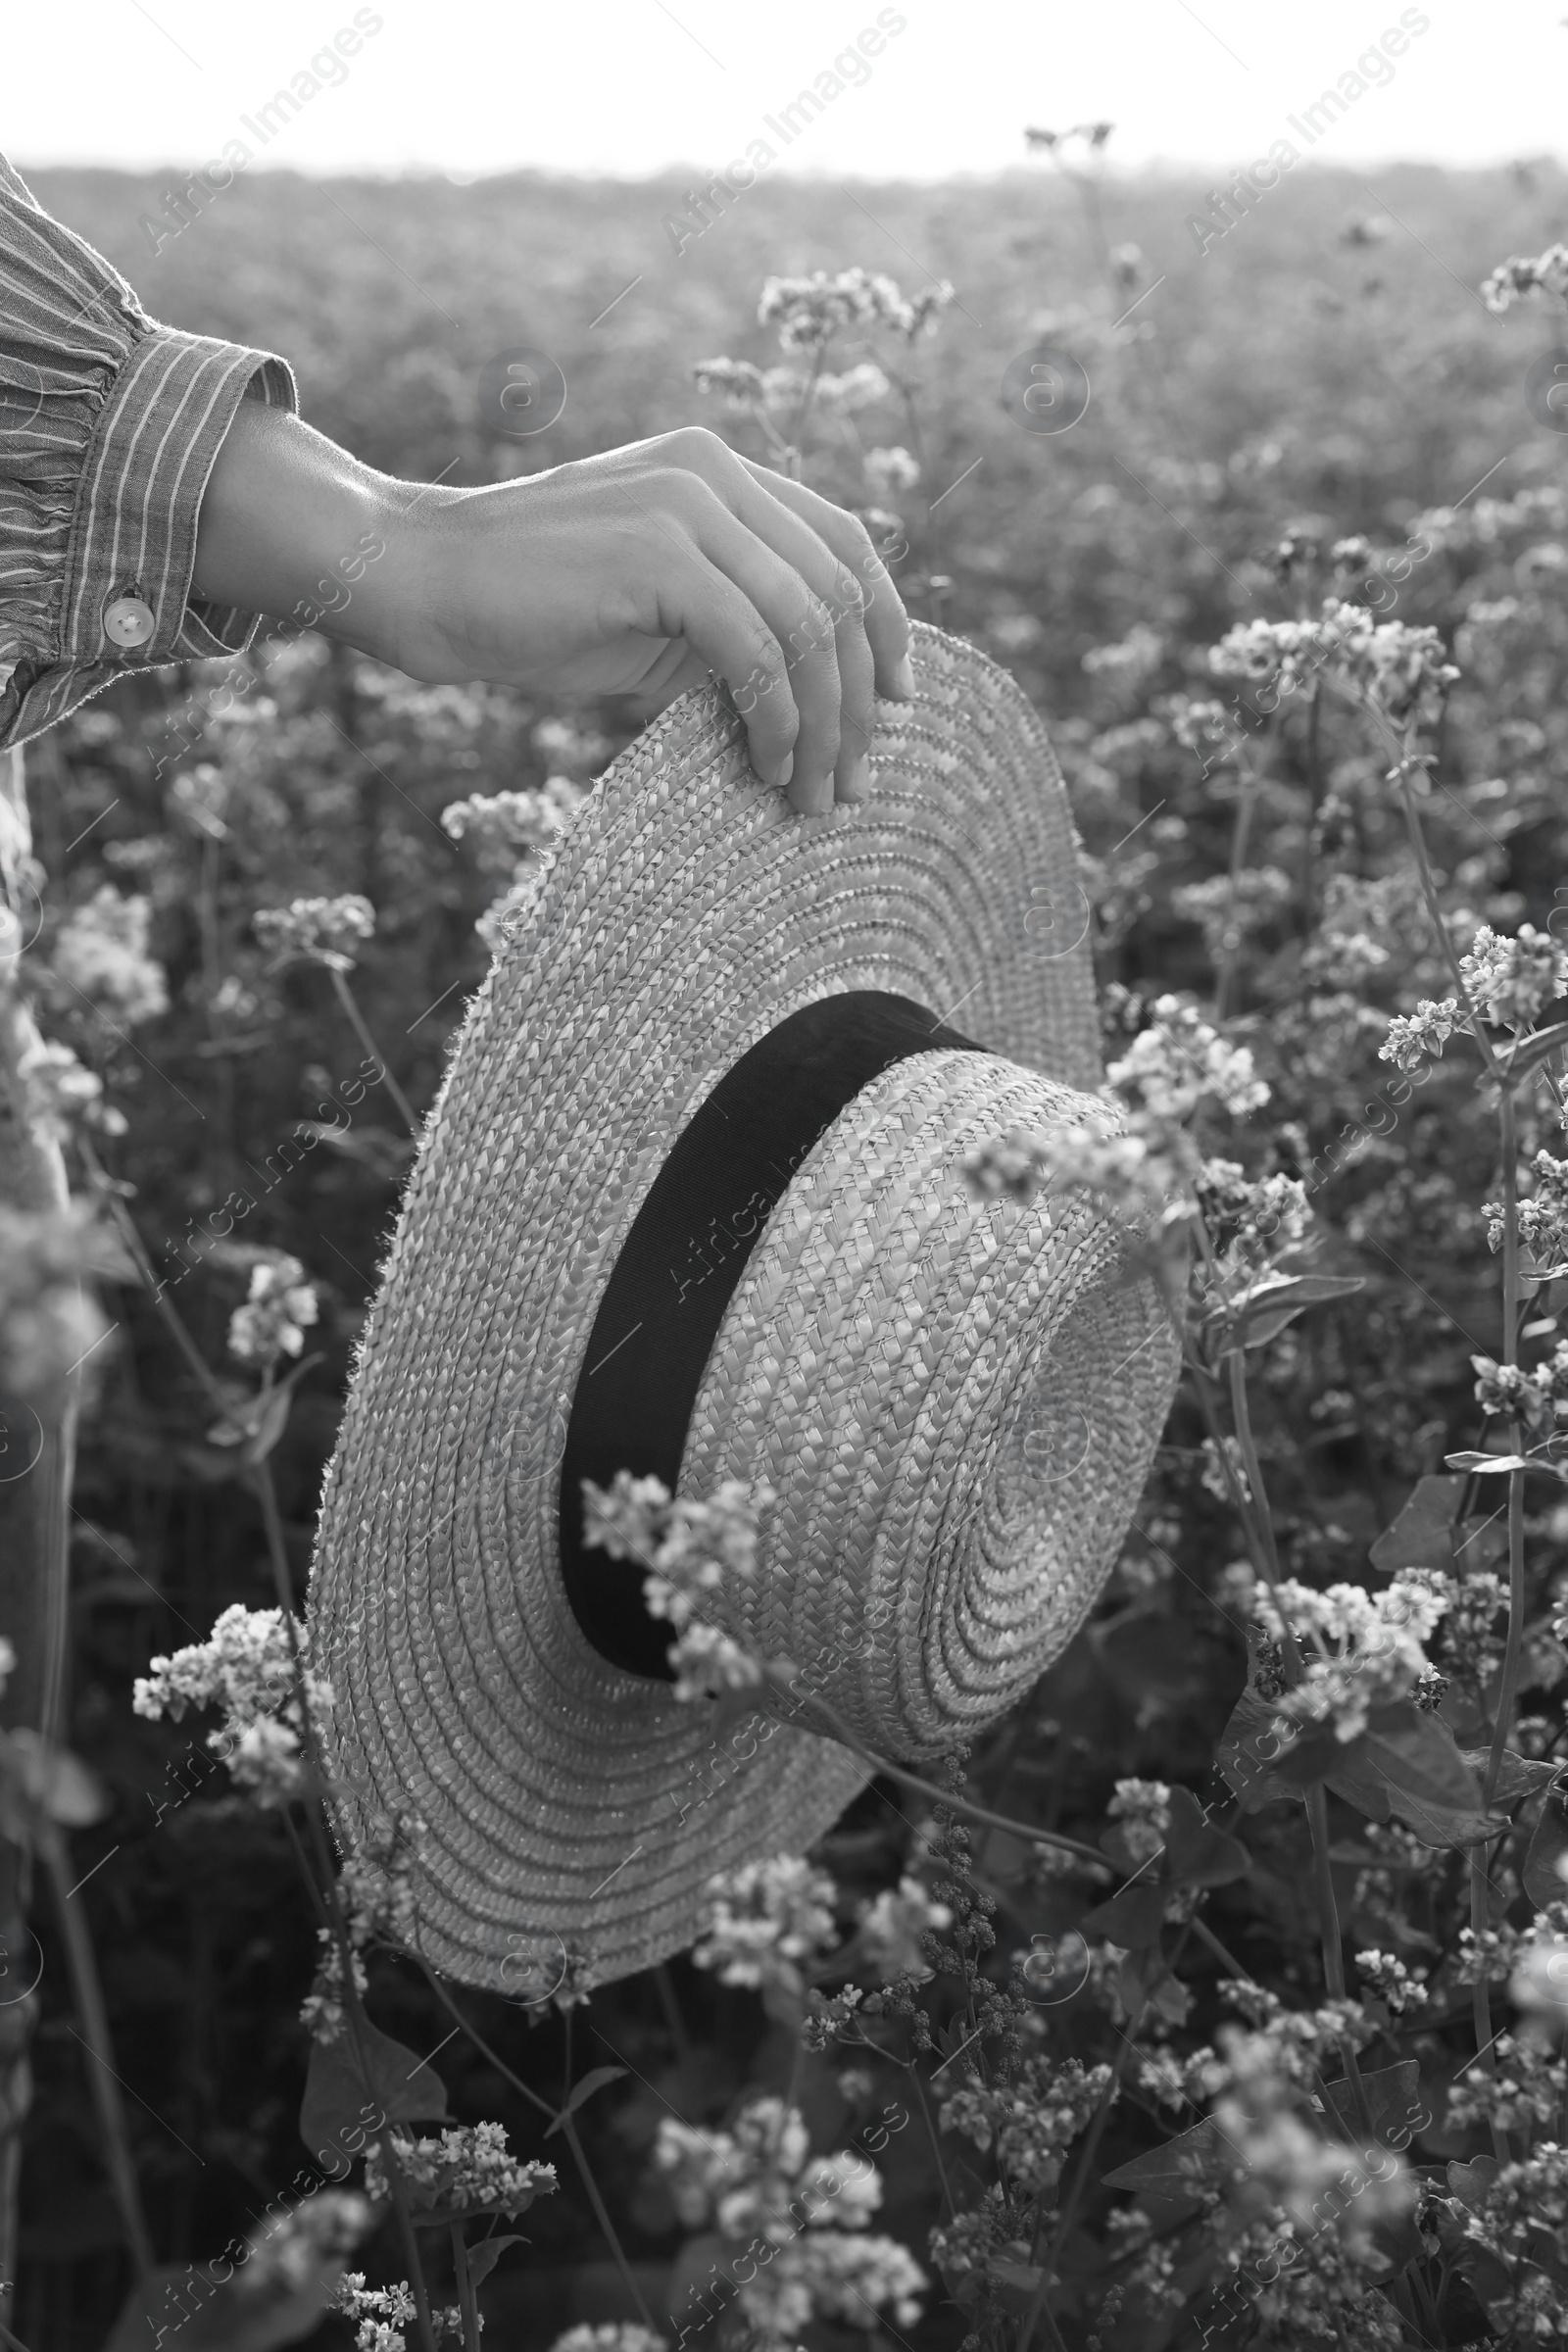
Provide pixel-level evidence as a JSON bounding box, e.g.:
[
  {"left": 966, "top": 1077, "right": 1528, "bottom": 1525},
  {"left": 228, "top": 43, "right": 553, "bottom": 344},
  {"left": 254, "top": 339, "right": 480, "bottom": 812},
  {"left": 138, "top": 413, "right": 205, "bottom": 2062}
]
[{"left": 0, "top": 151, "right": 299, "bottom": 753}]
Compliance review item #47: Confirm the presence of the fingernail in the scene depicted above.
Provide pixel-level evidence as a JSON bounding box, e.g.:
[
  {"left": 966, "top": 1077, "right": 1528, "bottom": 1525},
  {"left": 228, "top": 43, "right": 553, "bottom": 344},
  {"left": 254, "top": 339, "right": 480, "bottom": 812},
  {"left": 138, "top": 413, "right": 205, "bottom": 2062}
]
[
  {"left": 769, "top": 752, "right": 794, "bottom": 791},
  {"left": 842, "top": 756, "right": 871, "bottom": 804},
  {"left": 890, "top": 653, "right": 915, "bottom": 701}
]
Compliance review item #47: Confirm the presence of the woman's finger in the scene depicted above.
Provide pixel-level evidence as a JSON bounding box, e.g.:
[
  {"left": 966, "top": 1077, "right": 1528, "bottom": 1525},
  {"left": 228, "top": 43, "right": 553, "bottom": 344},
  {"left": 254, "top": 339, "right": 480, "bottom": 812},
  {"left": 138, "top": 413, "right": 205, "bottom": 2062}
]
[{"left": 739, "top": 456, "right": 913, "bottom": 703}]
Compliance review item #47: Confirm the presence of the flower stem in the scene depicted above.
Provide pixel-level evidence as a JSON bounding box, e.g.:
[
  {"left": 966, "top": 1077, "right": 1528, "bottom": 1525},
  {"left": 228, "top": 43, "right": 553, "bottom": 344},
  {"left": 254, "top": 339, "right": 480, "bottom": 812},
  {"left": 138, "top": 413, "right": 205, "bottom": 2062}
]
[
  {"left": 451, "top": 2223, "right": 481, "bottom": 2351},
  {"left": 1305, "top": 1785, "right": 1376, "bottom": 2144},
  {"left": 39, "top": 1822, "right": 154, "bottom": 2275},
  {"left": 327, "top": 962, "right": 420, "bottom": 1139},
  {"left": 250, "top": 1459, "right": 440, "bottom": 2352}
]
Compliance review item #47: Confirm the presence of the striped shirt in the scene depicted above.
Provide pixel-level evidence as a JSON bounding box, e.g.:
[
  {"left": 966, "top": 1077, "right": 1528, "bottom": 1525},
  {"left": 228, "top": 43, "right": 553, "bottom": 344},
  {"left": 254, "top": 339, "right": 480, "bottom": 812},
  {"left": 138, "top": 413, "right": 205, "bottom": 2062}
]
[{"left": 0, "top": 150, "right": 297, "bottom": 752}]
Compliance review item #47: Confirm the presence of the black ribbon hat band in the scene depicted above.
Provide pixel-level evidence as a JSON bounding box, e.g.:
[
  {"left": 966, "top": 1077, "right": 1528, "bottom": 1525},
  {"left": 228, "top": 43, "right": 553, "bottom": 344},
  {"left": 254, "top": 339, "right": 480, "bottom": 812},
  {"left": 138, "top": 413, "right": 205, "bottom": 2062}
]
[{"left": 557, "top": 991, "right": 988, "bottom": 1678}]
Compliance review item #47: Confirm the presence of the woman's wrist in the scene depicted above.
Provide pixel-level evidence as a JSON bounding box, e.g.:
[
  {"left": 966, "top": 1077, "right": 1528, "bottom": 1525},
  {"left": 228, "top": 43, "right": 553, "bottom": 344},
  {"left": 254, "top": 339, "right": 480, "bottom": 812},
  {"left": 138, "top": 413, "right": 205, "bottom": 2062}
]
[{"left": 192, "top": 397, "right": 438, "bottom": 668}]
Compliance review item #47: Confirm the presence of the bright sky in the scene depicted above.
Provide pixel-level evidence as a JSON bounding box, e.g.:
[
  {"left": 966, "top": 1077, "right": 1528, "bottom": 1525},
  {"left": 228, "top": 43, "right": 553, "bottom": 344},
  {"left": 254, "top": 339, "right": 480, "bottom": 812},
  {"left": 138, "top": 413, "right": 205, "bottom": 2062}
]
[{"left": 6, "top": 0, "right": 1565, "bottom": 180}]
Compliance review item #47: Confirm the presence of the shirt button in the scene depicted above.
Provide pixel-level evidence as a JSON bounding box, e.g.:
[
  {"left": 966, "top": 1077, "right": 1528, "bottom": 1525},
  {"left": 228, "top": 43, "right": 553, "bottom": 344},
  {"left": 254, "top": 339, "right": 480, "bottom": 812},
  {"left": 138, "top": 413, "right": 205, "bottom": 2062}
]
[{"left": 103, "top": 594, "right": 156, "bottom": 648}]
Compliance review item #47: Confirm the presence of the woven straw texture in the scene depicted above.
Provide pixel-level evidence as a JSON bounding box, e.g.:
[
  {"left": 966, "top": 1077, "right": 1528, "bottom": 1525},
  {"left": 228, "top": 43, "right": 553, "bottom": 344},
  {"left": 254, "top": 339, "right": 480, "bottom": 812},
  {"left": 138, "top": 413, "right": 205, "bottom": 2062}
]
[{"left": 307, "top": 621, "right": 1179, "bottom": 1993}]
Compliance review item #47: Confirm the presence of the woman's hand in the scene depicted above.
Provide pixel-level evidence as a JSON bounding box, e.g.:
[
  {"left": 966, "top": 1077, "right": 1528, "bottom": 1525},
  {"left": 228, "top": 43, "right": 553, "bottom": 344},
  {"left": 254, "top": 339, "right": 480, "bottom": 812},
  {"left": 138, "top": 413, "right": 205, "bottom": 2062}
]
[{"left": 193, "top": 404, "right": 912, "bottom": 815}]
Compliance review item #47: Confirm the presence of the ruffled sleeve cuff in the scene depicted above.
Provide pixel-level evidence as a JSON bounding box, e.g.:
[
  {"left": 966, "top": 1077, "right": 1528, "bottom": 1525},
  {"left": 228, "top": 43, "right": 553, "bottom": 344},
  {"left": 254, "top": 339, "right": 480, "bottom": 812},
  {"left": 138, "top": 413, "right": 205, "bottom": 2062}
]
[{"left": 0, "top": 156, "right": 298, "bottom": 751}]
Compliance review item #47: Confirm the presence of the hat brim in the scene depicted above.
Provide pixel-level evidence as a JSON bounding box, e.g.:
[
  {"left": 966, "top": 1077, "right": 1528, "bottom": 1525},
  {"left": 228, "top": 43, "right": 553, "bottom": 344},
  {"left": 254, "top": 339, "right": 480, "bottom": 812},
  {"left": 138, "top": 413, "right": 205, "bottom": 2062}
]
[{"left": 309, "top": 621, "right": 1152, "bottom": 1994}]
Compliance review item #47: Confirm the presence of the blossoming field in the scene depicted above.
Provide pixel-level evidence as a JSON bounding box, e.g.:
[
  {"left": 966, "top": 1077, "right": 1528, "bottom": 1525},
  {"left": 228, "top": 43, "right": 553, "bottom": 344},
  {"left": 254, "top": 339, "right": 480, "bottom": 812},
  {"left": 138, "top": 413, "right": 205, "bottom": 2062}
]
[{"left": 5, "top": 146, "right": 1568, "bottom": 2349}]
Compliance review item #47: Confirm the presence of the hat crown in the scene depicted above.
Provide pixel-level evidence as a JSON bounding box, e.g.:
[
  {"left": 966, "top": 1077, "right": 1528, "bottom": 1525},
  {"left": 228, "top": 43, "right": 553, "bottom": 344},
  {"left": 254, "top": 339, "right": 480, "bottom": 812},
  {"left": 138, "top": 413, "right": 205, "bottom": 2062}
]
[{"left": 672, "top": 1046, "right": 1168, "bottom": 1759}]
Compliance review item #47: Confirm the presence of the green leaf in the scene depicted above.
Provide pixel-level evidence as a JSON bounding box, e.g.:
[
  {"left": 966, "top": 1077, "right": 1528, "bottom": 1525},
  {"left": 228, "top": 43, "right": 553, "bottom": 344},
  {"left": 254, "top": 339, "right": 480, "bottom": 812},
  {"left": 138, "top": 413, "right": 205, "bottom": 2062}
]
[
  {"left": 208, "top": 1354, "right": 323, "bottom": 1472},
  {"left": 1444, "top": 1450, "right": 1531, "bottom": 1474},
  {"left": 1457, "top": 1749, "right": 1559, "bottom": 1808},
  {"left": 466, "top": 2233, "right": 526, "bottom": 2288},
  {"left": 1160, "top": 1787, "right": 1250, "bottom": 1888},
  {"left": 1315, "top": 2058, "right": 1424, "bottom": 2149},
  {"left": 105, "top": 2251, "right": 359, "bottom": 2352},
  {"left": 1523, "top": 1790, "right": 1568, "bottom": 1908},
  {"left": 1206, "top": 1272, "right": 1366, "bottom": 1354},
  {"left": 0, "top": 1731, "right": 111, "bottom": 1828},
  {"left": 1080, "top": 1881, "right": 1166, "bottom": 1948},
  {"left": 1369, "top": 1474, "right": 1464, "bottom": 1574},
  {"left": 544, "top": 2063, "right": 627, "bottom": 2137},
  {"left": 1216, "top": 1681, "right": 1299, "bottom": 1812},
  {"left": 1102, "top": 2115, "right": 1241, "bottom": 2200},
  {"left": 299, "top": 2018, "right": 449, "bottom": 2166},
  {"left": 1330, "top": 1699, "right": 1492, "bottom": 1844}
]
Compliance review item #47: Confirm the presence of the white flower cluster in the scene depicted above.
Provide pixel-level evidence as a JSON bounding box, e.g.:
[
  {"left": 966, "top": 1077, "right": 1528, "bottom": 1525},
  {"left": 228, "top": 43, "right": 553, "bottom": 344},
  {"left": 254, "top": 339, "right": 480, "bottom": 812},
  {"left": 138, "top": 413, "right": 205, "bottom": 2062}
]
[
  {"left": 1458, "top": 922, "right": 1568, "bottom": 1031},
  {"left": 581, "top": 1470, "right": 769, "bottom": 1698},
  {"left": 1245, "top": 1574, "right": 1451, "bottom": 1742},
  {"left": 758, "top": 265, "right": 953, "bottom": 350},
  {"left": 1209, "top": 601, "right": 1459, "bottom": 720},
  {"left": 1354, "top": 1948, "right": 1430, "bottom": 2014},
  {"left": 227, "top": 1250, "right": 319, "bottom": 1368},
  {"left": 655, "top": 2097, "right": 926, "bottom": 2337},
  {"left": 48, "top": 884, "right": 168, "bottom": 1025},
  {"left": 1482, "top": 240, "right": 1568, "bottom": 311},
  {"left": 253, "top": 893, "right": 375, "bottom": 969},
  {"left": 440, "top": 780, "right": 581, "bottom": 866},
  {"left": 548, "top": 2329, "right": 668, "bottom": 2352},
  {"left": 1106, "top": 995, "right": 1269, "bottom": 1122},
  {"left": 1379, "top": 996, "right": 1459, "bottom": 1071},
  {"left": 1106, "top": 1777, "right": 1173, "bottom": 1865},
  {"left": 692, "top": 1856, "right": 839, "bottom": 1990},
  {"left": 862, "top": 444, "right": 919, "bottom": 496},
  {"left": 856, "top": 1876, "right": 953, "bottom": 1983},
  {"left": 133, "top": 1603, "right": 331, "bottom": 1805},
  {"left": 366, "top": 2122, "right": 557, "bottom": 2218}
]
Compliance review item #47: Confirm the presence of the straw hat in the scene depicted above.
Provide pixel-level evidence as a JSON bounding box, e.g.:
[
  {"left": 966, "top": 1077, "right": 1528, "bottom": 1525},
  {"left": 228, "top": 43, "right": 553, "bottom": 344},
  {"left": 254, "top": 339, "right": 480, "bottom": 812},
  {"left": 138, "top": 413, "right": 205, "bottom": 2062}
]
[{"left": 308, "top": 621, "right": 1179, "bottom": 1996}]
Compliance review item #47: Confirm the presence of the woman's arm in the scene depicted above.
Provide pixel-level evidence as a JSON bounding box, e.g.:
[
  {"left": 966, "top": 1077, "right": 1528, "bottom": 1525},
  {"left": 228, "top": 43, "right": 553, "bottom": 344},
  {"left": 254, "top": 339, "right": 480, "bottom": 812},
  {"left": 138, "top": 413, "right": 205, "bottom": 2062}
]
[{"left": 191, "top": 400, "right": 912, "bottom": 814}]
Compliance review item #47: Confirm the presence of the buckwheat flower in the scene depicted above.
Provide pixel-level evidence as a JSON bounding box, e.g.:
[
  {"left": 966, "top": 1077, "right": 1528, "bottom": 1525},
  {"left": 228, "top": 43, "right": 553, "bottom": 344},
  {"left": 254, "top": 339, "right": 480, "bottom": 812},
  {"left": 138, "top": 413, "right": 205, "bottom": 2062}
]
[
  {"left": 902, "top": 281, "right": 955, "bottom": 339},
  {"left": 532, "top": 715, "right": 610, "bottom": 773},
  {"left": 48, "top": 884, "right": 168, "bottom": 1024},
  {"left": 1265, "top": 1576, "right": 1449, "bottom": 1742},
  {"left": 19, "top": 1037, "right": 125, "bottom": 1142},
  {"left": 1448, "top": 2030, "right": 1568, "bottom": 2132},
  {"left": 226, "top": 1251, "right": 319, "bottom": 1370},
  {"left": 549, "top": 2329, "right": 669, "bottom": 2352},
  {"left": 1082, "top": 620, "right": 1164, "bottom": 683},
  {"left": 1482, "top": 240, "right": 1568, "bottom": 311},
  {"left": 1459, "top": 922, "right": 1568, "bottom": 1029},
  {"left": 1107, "top": 995, "right": 1269, "bottom": 1122},
  {"left": 691, "top": 356, "right": 766, "bottom": 406},
  {"left": 940, "top": 2057, "right": 1113, "bottom": 2195},
  {"left": 692, "top": 1856, "right": 839, "bottom": 1990},
  {"left": 784, "top": 2230, "right": 927, "bottom": 2329},
  {"left": 253, "top": 893, "right": 375, "bottom": 970},
  {"left": 1200, "top": 1434, "right": 1250, "bottom": 1504},
  {"left": 1194, "top": 1159, "right": 1310, "bottom": 1258},
  {"left": 856, "top": 1878, "right": 953, "bottom": 1984},
  {"left": 226, "top": 1714, "right": 310, "bottom": 1806},
  {"left": 330, "top": 2274, "right": 418, "bottom": 2352},
  {"left": 0, "top": 1202, "right": 122, "bottom": 1403},
  {"left": 813, "top": 363, "right": 892, "bottom": 416},
  {"left": 963, "top": 1117, "right": 1185, "bottom": 1237},
  {"left": 135, "top": 1602, "right": 308, "bottom": 1729},
  {"left": 440, "top": 780, "right": 580, "bottom": 866},
  {"left": 1471, "top": 1351, "right": 1547, "bottom": 1423},
  {"left": 1509, "top": 1931, "right": 1568, "bottom": 2020},
  {"left": 1484, "top": 1151, "right": 1568, "bottom": 1261},
  {"left": 366, "top": 2123, "right": 557, "bottom": 2218},
  {"left": 241, "top": 2188, "right": 375, "bottom": 2292},
  {"left": 663, "top": 1618, "right": 764, "bottom": 1701},
  {"left": 1106, "top": 1778, "right": 1172, "bottom": 1865},
  {"left": 862, "top": 445, "right": 920, "bottom": 497},
  {"left": 1171, "top": 865, "right": 1294, "bottom": 963},
  {"left": 1355, "top": 1948, "right": 1429, "bottom": 2014},
  {"left": 1379, "top": 997, "right": 1459, "bottom": 1071},
  {"left": 1332, "top": 534, "right": 1374, "bottom": 573}
]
